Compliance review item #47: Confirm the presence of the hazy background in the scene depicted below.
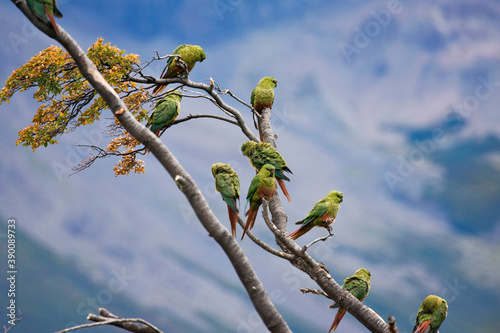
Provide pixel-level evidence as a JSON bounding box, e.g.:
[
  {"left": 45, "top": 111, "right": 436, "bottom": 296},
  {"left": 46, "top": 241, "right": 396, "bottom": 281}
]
[{"left": 1, "top": 0, "right": 499, "bottom": 332}]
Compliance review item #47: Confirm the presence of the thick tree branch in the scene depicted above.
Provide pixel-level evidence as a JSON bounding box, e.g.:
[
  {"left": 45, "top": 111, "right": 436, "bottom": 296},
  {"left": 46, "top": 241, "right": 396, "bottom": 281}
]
[{"left": 11, "top": 1, "right": 289, "bottom": 332}]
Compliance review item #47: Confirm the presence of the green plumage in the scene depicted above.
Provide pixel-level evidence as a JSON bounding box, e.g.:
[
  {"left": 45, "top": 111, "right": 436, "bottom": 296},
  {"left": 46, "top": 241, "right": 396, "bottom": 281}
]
[
  {"left": 329, "top": 268, "right": 371, "bottom": 332},
  {"left": 251, "top": 77, "right": 277, "bottom": 112},
  {"left": 212, "top": 163, "right": 240, "bottom": 237},
  {"left": 147, "top": 90, "right": 182, "bottom": 137},
  {"left": 288, "top": 190, "right": 343, "bottom": 240},
  {"left": 413, "top": 295, "right": 448, "bottom": 333},
  {"left": 152, "top": 44, "right": 206, "bottom": 95},
  {"left": 27, "top": 0, "right": 63, "bottom": 33},
  {"left": 241, "top": 164, "right": 277, "bottom": 240},
  {"left": 241, "top": 141, "right": 292, "bottom": 202},
  {"left": 250, "top": 77, "right": 277, "bottom": 141}
]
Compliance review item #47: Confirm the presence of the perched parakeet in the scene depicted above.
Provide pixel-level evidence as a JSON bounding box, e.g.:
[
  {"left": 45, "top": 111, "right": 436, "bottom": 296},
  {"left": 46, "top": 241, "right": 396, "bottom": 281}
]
[
  {"left": 241, "top": 141, "right": 292, "bottom": 203},
  {"left": 212, "top": 163, "right": 240, "bottom": 238},
  {"left": 27, "top": 0, "right": 63, "bottom": 34},
  {"left": 241, "top": 164, "right": 277, "bottom": 240},
  {"left": 329, "top": 268, "right": 371, "bottom": 332},
  {"left": 287, "top": 190, "right": 343, "bottom": 240},
  {"left": 250, "top": 76, "right": 277, "bottom": 141},
  {"left": 412, "top": 295, "right": 448, "bottom": 333},
  {"left": 152, "top": 44, "right": 206, "bottom": 95},
  {"left": 147, "top": 90, "right": 182, "bottom": 137}
]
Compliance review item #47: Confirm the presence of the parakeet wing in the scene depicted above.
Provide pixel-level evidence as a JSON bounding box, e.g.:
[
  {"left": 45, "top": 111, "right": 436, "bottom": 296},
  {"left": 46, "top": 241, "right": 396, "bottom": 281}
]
[
  {"left": 160, "top": 44, "right": 187, "bottom": 78},
  {"left": 344, "top": 277, "right": 369, "bottom": 301},
  {"left": 296, "top": 204, "right": 327, "bottom": 226}
]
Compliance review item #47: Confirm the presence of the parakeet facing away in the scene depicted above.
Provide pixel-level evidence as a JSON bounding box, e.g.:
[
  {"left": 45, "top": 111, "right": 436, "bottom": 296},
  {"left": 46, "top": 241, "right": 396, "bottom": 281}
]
[
  {"left": 152, "top": 44, "right": 206, "bottom": 95},
  {"left": 212, "top": 163, "right": 240, "bottom": 238},
  {"left": 287, "top": 190, "right": 343, "bottom": 240},
  {"left": 241, "top": 164, "right": 277, "bottom": 240},
  {"left": 27, "top": 0, "right": 63, "bottom": 34},
  {"left": 241, "top": 141, "right": 292, "bottom": 203},
  {"left": 329, "top": 268, "right": 371, "bottom": 332},
  {"left": 250, "top": 77, "right": 277, "bottom": 141},
  {"left": 147, "top": 90, "right": 182, "bottom": 137},
  {"left": 412, "top": 295, "right": 448, "bottom": 333}
]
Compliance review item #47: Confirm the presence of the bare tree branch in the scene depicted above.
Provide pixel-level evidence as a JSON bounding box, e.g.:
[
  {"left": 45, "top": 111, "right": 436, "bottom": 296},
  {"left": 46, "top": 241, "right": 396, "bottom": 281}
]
[
  {"left": 300, "top": 288, "right": 333, "bottom": 300},
  {"left": 388, "top": 316, "right": 399, "bottom": 333},
  {"left": 55, "top": 310, "right": 162, "bottom": 333},
  {"left": 237, "top": 216, "right": 294, "bottom": 260}
]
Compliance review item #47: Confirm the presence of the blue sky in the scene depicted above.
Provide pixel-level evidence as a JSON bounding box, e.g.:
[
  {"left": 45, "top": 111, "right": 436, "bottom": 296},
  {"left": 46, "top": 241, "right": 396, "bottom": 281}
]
[{"left": 1, "top": 0, "right": 500, "bottom": 332}]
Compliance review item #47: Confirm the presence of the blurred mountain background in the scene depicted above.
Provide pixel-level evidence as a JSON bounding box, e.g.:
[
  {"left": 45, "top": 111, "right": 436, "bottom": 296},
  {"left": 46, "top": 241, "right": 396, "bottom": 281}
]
[{"left": 1, "top": 0, "right": 499, "bottom": 332}]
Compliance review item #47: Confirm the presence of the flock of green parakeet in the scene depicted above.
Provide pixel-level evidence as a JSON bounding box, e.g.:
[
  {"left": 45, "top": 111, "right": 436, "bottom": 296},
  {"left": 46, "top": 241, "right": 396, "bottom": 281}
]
[{"left": 26, "top": 1, "right": 448, "bottom": 331}]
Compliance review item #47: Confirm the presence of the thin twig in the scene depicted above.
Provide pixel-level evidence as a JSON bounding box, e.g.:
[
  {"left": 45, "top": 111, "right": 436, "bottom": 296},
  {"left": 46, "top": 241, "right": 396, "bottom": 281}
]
[
  {"left": 299, "top": 288, "right": 334, "bottom": 301},
  {"left": 301, "top": 233, "right": 335, "bottom": 253},
  {"left": 387, "top": 316, "right": 399, "bottom": 333},
  {"left": 238, "top": 216, "right": 294, "bottom": 260}
]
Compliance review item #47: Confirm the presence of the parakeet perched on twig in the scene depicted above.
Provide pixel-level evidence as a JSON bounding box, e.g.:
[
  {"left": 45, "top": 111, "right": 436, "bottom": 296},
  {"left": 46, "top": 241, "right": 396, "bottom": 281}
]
[
  {"left": 329, "top": 268, "right": 371, "bottom": 332},
  {"left": 147, "top": 90, "right": 182, "bottom": 137},
  {"left": 251, "top": 76, "right": 277, "bottom": 141},
  {"left": 212, "top": 163, "right": 240, "bottom": 238},
  {"left": 152, "top": 44, "right": 206, "bottom": 95},
  {"left": 27, "top": 0, "right": 63, "bottom": 34},
  {"left": 288, "top": 190, "right": 343, "bottom": 240},
  {"left": 412, "top": 295, "right": 448, "bottom": 333},
  {"left": 241, "top": 164, "right": 277, "bottom": 240},
  {"left": 241, "top": 141, "right": 292, "bottom": 203}
]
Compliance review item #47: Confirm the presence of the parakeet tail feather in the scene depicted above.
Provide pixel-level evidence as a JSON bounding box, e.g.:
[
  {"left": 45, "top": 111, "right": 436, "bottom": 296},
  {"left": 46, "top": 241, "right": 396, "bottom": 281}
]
[
  {"left": 45, "top": 7, "right": 59, "bottom": 34},
  {"left": 287, "top": 225, "right": 311, "bottom": 240},
  {"left": 329, "top": 308, "right": 347, "bottom": 332},
  {"left": 228, "top": 205, "right": 238, "bottom": 238},
  {"left": 277, "top": 178, "right": 292, "bottom": 203},
  {"left": 412, "top": 320, "right": 431, "bottom": 333},
  {"left": 241, "top": 208, "right": 258, "bottom": 240}
]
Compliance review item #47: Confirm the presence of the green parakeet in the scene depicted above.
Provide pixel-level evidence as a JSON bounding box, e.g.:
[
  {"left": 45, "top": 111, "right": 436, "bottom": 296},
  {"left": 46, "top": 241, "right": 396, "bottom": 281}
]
[
  {"left": 250, "top": 76, "right": 277, "bottom": 142},
  {"left": 241, "top": 141, "right": 292, "bottom": 203},
  {"left": 212, "top": 163, "right": 240, "bottom": 238},
  {"left": 287, "top": 190, "right": 343, "bottom": 240},
  {"left": 147, "top": 90, "right": 182, "bottom": 137},
  {"left": 329, "top": 268, "right": 371, "bottom": 332},
  {"left": 152, "top": 44, "right": 206, "bottom": 95},
  {"left": 241, "top": 164, "right": 277, "bottom": 240},
  {"left": 412, "top": 295, "right": 448, "bottom": 333},
  {"left": 27, "top": 0, "right": 63, "bottom": 34}
]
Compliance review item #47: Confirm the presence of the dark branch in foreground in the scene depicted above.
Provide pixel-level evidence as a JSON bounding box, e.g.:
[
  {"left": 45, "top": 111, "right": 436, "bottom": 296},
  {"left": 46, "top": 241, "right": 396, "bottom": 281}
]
[{"left": 54, "top": 308, "right": 162, "bottom": 333}]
